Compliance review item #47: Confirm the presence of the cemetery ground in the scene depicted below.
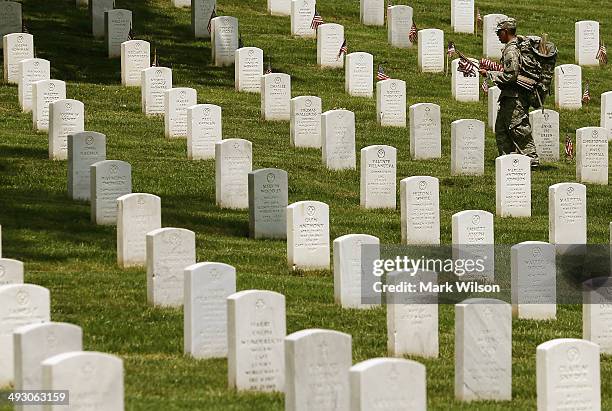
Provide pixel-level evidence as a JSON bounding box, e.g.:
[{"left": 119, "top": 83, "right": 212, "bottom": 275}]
[{"left": 1, "top": 0, "right": 611, "bottom": 409}]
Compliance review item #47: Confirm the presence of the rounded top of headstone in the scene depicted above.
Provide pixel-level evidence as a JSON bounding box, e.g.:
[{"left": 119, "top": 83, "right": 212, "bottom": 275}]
[
  {"left": 536, "top": 338, "right": 599, "bottom": 353},
  {"left": 496, "top": 18, "right": 516, "bottom": 33},
  {"left": 285, "top": 328, "right": 351, "bottom": 342},
  {"left": 40, "top": 351, "right": 123, "bottom": 368},
  {"left": 350, "top": 357, "right": 425, "bottom": 373}
]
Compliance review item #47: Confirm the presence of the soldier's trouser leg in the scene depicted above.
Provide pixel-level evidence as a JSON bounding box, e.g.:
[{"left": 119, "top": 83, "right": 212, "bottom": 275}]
[
  {"left": 495, "top": 97, "right": 515, "bottom": 156},
  {"left": 509, "top": 96, "right": 538, "bottom": 161}
]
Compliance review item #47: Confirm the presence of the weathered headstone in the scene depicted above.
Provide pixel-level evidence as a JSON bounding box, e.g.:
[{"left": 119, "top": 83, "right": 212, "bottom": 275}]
[
  {"left": 376, "top": 79, "right": 406, "bottom": 127},
  {"left": 601, "top": 91, "right": 612, "bottom": 140},
  {"left": 248, "top": 168, "right": 288, "bottom": 239},
  {"left": 215, "top": 139, "right": 252, "bottom": 209},
  {"left": 234, "top": 46, "right": 263, "bottom": 93},
  {"left": 164, "top": 87, "right": 197, "bottom": 138},
  {"left": 451, "top": 210, "right": 494, "bottom": 281},
  {"left": 488, "top": 85, "right": 501, "bottom": 130},
  {"left": 321, "top": 109, "right": 356, "bottom": 170},
  {"left": 583, "top": 277, "right": 612, "bottom": 354},
  {"left": 409, "top": 103, "right": 441, "bottom": 159},
  {"left": 333, "top": 234, "right": 380, "bottom": 309},
  {"left": 537, "top": 339, "right": 600, "bottom": 411},
  {"left": 117, "top": 193, "right": 161, "bottom": 268},
  {"left": 455, "top": 298, "right": 512, "bottom": 401},
  {"left": 345, "top": 52, "right": 373, "bottom": 98},
  {"left": 120, "top": 39, "right": 150, "bottom": 86},
  {"left": 548, "top": 183, "right": 587, "bottom": 246},
  {"left": 41, "top": 352, "right": 124, "bottom": 410},
  {"left": 387, "top": 270, "right": 439, "bottom": 358},
  {"left": 187, "top": 103, "right": 222, "bottom": 160},
  {"left": 554, "top": 64, "right": 582, "bottom": 110},
  {"left": 451, "top": 119, "right": 485, "bottom": 176},
  {"left": 3, "top": 33, "right": 32, "bottom": 83},
  {"left": 32, "top": 79, "right": 66, "bottom": 132},
  {"left": 227, "top": 290, "right": 285, "bottom": 391},
  {"left": 452, "top": 58, "right": 479, "bottom": 102},
  {"left": 0, "top": 284, "right": 50, "bottom": 387},
  {"left": 350, "top": 358, "right": 427, "bottom": 411},
  {"left": 576, "top": 126, "right": 609, "bottom": 185},
  {"left": 530, "top": 109, "right": 560, "bottom": 162},
  {"left": 104, "top": 9, "right": 132, "bottom": 59},
  {"left": 268, "top": 0, "right": 291, "bottom": 16},
  {"left": 0, "top": 258, "right": 23, "bottom": 286},
  {"left": 146, "top": 227, "right": 196, "bottom": 307},
  {"left": 451, "top": 0, "right": 474, "bottom": 33},
  {"left": 211, "top": 16, "right": 239, "bottom": 67},
  {"left": 67, "top": 131, "right": 106, "bottom": 201},
  {"left": 575, "top": 20, "right": 600, "bottom": 66},
  {"left": 14, "top": 322, "right": 82, "bottom": 410},
  {"left": 495, "top": 154, "right": 531, "bottom": 217},
  {"left": 287, "top": 201, "right": 330, "bottom": 270},
  {"left": 290, "top": 0, "right": 316, "bottom": 38},
  {"left": 317, "top": 23, "right": 344, "bottom": 68},
  {"left": 387, "top": 5, "right": 413, "bottom": 48},
  {"left": 18, "top": 58, "right": 50, "bottom": 113},
  {"left": 285, "top": 329, "right": 352, "bottom": 410},
  {"left": 418, "top": 29, "right": 444, "bottom": 73},
  {"left": 261, "top": 73, "right": 291, "bottom": 121},
  {"left": 360, "top": 145, "right": 397, "bottom": 209},
  {"left": 0, "top": 1, "right": 21, "bottom": 42},
  {"left": 141, "top": 66, "right": 172, "bottom": 115},
  {"left": 90, "top": 160, "right": 132, "bottom": 225},
  {"left": 360, "top": 0, "right": 384, "bottom": 26},
  {"left": 172, "top": 0, "right": 190, "bottom": 8},
  {"left": 184, "top": 262, "right": 236, "bottom": 358},
  {"left": 511, "top": 241, "right": 556, "bottom": 320},
  {"left": 48, "top": 99, "right": 85, "bottom": 161},
  {"left": 90, "top": 0, "right": 114, "bottom": 38},
  {"left": 400, "top": 176, "right": 440, "bottom": 245},
  {"left": 483, "top": 14, "right": 508, "bottom": 59},
  {"left": 290, "top": 96, "right": 322, "bottom": 148},
  {"left": 192, "top": 0, "right": 216, "bottom": 39}
]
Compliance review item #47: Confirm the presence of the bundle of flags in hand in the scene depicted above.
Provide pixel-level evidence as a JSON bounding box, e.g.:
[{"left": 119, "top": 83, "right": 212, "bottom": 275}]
[
  {"left": 408, "top": 22, "right": 418, "bottom": 43},
  {"left": 582, "top": 81, "right": 591, "bottom": 104},
  {"left": 376, "top": 64, "right": 390, "bottom": 81},
  {"left": 457, "top": 55, "right": 478, "bottom": 77},
  {"left": 479, "top": 58, "right": 503, "bottom": 72},
  {"left": 311, "top": 9, "right": 324, "bottom": 30},
  {"left": 564, "top": 135, "right": 574, "bottom": 160},
  {"left": 596, "top": 41, "right": 608, "bottom": 65},
  {"left": 337, "top": 39, "right": 348, "bottom": 59},
  {"left": 207, "top": 8, "right": 217, "bottom": 34}
]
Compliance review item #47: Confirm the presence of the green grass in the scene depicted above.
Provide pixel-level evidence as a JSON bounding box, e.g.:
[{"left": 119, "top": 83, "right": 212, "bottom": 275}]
[{"left": 1, "top": 0, "right": 611, "bottom": 409}]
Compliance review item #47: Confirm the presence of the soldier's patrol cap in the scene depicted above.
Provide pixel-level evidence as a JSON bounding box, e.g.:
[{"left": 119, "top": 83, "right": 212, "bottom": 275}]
[{"left": 496, "top": 18, "right": 517, "bottom": 33}]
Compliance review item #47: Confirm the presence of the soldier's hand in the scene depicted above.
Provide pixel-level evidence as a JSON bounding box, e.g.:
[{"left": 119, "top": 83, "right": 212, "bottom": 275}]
[{"left": 478, "top": 68, "right": 488, "bottom": 76}]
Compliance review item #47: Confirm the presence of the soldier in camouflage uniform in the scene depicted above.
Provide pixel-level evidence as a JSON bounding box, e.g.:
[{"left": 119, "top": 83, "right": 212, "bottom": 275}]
[{"left": 480, "top": 18, "right": 539, "bottom": 167}]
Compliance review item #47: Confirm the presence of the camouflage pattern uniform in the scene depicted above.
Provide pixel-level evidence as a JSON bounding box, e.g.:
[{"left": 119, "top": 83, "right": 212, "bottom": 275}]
[{"left": 488, "top": 19, "right": 539, "bottom": 165}]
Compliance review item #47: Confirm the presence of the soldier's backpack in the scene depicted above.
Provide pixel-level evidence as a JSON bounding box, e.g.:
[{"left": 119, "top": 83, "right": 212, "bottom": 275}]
[{"left": 516, "top": 35, "right": 558, "bottom": 108}]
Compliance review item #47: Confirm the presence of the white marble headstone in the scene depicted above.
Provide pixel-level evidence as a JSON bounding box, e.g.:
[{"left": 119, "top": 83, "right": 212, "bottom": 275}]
[
  {"left": 187, "top": 103, "right": 222, "bottom": 160},
  {"left": 117, "top": 193, "right": 162, "bottom": 268},
  {"left": 215, "top": 138, "right": 252, "bottom": 209},
  {"left": 317, "top": 23, "right": 344, "bottom": 68},
  {"left": 18, "top": 58, "right": 50, "bottom": 113},
  {"left": 0, "top": 258, "right": 23, "bottom": 286},
  {"left": 104, "top": 9, "right": 132, "bottom": 59},
  {"left": 32, "top": 79, "right": 66, "bottom": 132},
  {"left": 576, "top": 126, "right": 609, "bottom": 185},
  {"left": 583, "top": 277, "right": 612, "bottom": 354},
  {"left": 575, "top": 20, "right": 600, "bottom": 66},
  {"left": 530, "top": 109, "right": 559, "bottom": 162},
  {"left": 3, "top": 33, "right": 32, "bottom": 84},
  {"left": 495, "top": 154, "right": 531, "bottom": 217},
  {"left": 67, "top": 131, "right": 107, "bottom": 201},
  {"left": 345, "top": 52, "right": 373, "bottom": 98},
  {"left": 487, "top": 85, "right": 501, "bottom": 130},
  {"left": 268, "top": 0, "right": 291, "bottom": 16},
  {"left": 287, "top": 201, "right": 330, "bottom": 270},
  {"left": 290, "top": 96, "right": 322, "bottom": 148},
  {"left": 409, "top": 103, "right": 441, "bottom": 160},
  {"left": 601, "top": 91, "right": 612, "bottom": 140},
  {"left": 120, "top": 39, "right": 150, "bottom": 86},
  {"left": 452, "top": 58, "right": 479, "bottom": 102},
  {"left": 400, "top": 176, "right": 440, "bottom": 245},
  {"left": 387, "top": 5, "right": 413, "bottom": 48},
  {"left": 146, "top": 227, "right": 196, "bottom": 307},
  {"left": 90, "top": 160, "right": 132, "bottom": 225},
  {"left": 360, "top": 0, "right": 384, "bottom": 26},
  {"left": 483, "top": 14, "right": 507, "bottom": 59},
  {"left": 234, "top": 47, "right": 263, "bottom": 93},
  {"left": 451, "top": 119, "right": 485, "bottom": 176},
  {"left": 141, "top": 67, "right": 172, "bottom": 115},
  {"left": 321, "top": 109, "right": 356, "bottom": 170},
  {"left": 548, "top": 183, "right": 587, "bottom": 246},
  {"left": 376, "top": 79, "right": 406, "bottom": 127},
  {"left": 184, "top": 262, "right": 236, "bottom": 358},
  {"left": 554, "top": 64, "right": 582, "bottom": 110},
  {"left": 290, "top": 0, "right": 316, "bottom": 38},
  {"left": 48, "top": 99, "right": 85, "bottom": 161},
  {"left": 172, "top": 0, "right": 190, "bottom": 8},
  {"left": 451, "top": 0, "right": 474, "bottom": 33},
  {"left": 227, "top": 290, "right": 286, "bottom": 391},
  {"left": 451, "top": 210, "right": 494, "bottom": 281},
  {"left": 418, "top": 29, "right": 444, "bottom": 73},
  {"left": 192, "top": 0, "right": 216, "bottom": 38},
  {"left": 164, "top": 87, "right": 197, "bottom": 138},
  {"left": 211, "top": 16, "right": 239, "bottom": 67},
  {"left": 455, "top": 298, "right": 512, "bottom": 401},
  {"left": 285, "top": 329, "right": 351, "bottom": 410},
  {"left": 360, "top": 145, "right": 397, "bottom": 209},
  {"left": 261, "top": 73, "right": 291, "bottom": 121}
]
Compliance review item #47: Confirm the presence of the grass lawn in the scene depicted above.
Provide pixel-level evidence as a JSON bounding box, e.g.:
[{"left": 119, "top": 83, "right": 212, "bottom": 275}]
[{"left": 1, "top": 0, "right": 611, "bottom": 409}]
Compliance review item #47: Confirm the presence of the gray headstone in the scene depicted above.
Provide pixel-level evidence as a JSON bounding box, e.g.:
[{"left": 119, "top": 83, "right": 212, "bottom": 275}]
[
  {"left": 0, "top": 1, "right": 22, "bottom": 44},
  {"left": 90, "top": 160, "right": 132, "bottom": 225},
  {"left": 68, "top": 131, "right": 107, "bottom": 201},
  {"left": 248, "top": 168, "right": 288, "bottom": 239},
  {"left": 104, "top": 9, "right": 132, "bottom": 58},
  {"left": 89, "top": 0, "right": 114, "bottom": 38},
  {"left": 192, "top": 0, "right": 216, "bottom": 38}
]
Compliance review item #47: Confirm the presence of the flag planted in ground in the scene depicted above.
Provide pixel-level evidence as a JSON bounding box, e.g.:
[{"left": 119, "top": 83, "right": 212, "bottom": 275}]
[
  {"left": 582, "top": 81, "right": 591, "bottom": 104},
  {"left": 482, "top": 78, "right": 489, "bottom": 94},
  {"left": 311, "top": 9, "right": 324, "bottom": 30},
  {"left": 264, "top": 59, "right": 272, "bottom": 75},
  {"left": 376, "top": 64, "right": 390, "bottom": 81},
  {"left": 596, "top": 41, "right": 608, "bottom": 65},
  {"left": 151, "top": 48, "right": 158, "bottom": 67},
  {"left": 127, "top": 24, "right": 135, "bottom": 40},
  {"left": 564, "top": 134, "right": 574, "bottom": 160},
  {"left": 447, "top": 41, "right": 456, "bottom": 57},
  {"left": 207, "top": 8, "right": 217, "bottom": 34},
  {"left": 337, "top": 39, "right": 348, "bottom": 59},
  {"left": 476, "top": 7, "right": 482, "bottom": 30},
  {"left": 408, "top": 22, "right": 418, "bottom": 43}
]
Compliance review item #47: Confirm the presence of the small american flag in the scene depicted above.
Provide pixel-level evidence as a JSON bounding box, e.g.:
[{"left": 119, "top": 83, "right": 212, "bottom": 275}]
[
  {"left": 480, "top": 58, "right": 503, "bottom": 71},
  {"left": 582, "top": 82, "right": 591, "bottom": 105},
  {"left": 458, "top": 56, "right": 477, "bottom": 77},
  {"left": 596, "top": 42, "right": 608, "bottom": 65},
  {"left": 564, "top": 135, "right": 574, "bottom": 160},
  {"left": 311, "top": 9, "right": 324, "bottom": 30},
  {"left": 482, "top": 78, "right": 489, "bottom": 94},
  {"left": 408, "top": 22, "right": 418, "bottom": 43},
  {"left": 22, "top": 21, "right": 28, "bottom": 34},
  {"left": 476, "top": 8, "right": 482, "bottom": 30},
  {"left": 151, "top": 48, "right": 158, "bottom": 67},
  {"left": 264, "top": 59, "right": 272, "bottom": 75},
  {"left": 337, "top": 39, "right": 348, "bottom": 60},
  {"left": 207, "top": 8, "right": 217, "bottom": 34},
  {"left": 127, "top": 24, "right": 135, "bottom": 40},
  {"left": 376, "top": 64, "right": 390, "bottom": 81},
  {"left": 447, "top": 41, "right": 456, "bottom": 57}
]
